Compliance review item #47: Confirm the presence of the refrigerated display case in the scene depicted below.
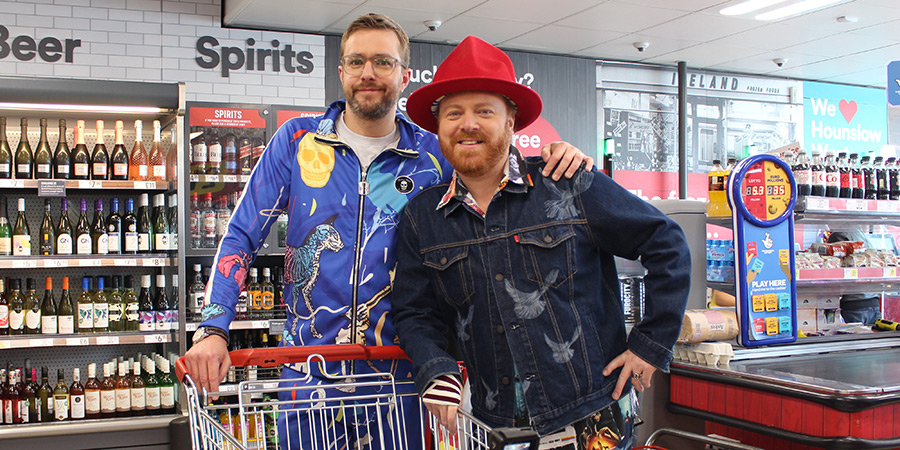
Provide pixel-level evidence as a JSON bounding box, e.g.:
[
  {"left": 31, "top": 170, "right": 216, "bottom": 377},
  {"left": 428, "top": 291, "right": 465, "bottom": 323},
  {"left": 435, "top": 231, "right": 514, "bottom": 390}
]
[{"left": 0, "top": 76, "right": 184, "bottom": 449}]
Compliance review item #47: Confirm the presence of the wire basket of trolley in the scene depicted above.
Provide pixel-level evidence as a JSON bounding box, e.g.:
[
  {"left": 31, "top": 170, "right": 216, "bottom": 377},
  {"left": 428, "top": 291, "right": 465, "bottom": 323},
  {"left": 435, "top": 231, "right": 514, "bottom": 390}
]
[{"left": 175, "top": 344, "right": 540, "bottom": 450}]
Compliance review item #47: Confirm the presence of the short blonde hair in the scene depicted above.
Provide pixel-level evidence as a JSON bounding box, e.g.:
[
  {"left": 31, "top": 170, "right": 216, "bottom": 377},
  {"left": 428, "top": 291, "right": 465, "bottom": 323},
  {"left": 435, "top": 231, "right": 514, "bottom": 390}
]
[{"left": 340, "top": 14, "right": 410, "bottom": 67}]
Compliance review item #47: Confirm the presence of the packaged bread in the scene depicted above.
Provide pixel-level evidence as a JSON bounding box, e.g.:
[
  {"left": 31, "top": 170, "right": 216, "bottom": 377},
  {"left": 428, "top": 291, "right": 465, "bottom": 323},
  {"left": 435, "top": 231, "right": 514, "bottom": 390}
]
[{"left": 678, "top": 309, "right": 739, "bottom": 343}]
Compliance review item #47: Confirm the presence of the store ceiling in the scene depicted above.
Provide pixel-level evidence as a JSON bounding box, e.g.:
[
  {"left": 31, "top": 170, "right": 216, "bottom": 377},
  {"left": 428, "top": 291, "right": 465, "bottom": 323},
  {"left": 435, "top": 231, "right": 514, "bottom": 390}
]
[{"left": 223, "top": 0, "right": 900, "bottom": 89}]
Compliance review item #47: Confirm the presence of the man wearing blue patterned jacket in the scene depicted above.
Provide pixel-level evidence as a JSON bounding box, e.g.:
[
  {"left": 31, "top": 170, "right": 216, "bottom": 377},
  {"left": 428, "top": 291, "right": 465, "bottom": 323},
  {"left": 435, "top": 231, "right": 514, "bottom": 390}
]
[{"left": 184, "top": 13, "right": 591, "bottom": 449}]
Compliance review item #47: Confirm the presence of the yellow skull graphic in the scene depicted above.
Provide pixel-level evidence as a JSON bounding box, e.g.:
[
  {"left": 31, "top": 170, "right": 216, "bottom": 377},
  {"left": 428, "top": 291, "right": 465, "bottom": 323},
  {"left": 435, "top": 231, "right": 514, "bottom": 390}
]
[{"left": 297, "top": 136, "right": 335, "bottom": 188}]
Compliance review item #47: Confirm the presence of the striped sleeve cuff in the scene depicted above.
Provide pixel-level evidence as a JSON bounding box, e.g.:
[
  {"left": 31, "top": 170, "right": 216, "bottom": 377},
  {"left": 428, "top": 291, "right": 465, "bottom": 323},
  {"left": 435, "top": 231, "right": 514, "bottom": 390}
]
[{"left": 422, "top": 374, "right": 462, "bottom": 407}]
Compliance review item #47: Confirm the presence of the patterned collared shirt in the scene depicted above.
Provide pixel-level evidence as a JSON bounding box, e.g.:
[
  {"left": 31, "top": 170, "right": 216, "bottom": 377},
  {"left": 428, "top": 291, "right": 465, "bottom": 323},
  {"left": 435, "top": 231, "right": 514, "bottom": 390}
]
[{"left": 436, "top": 146, "right": 533, "bottom": 217}]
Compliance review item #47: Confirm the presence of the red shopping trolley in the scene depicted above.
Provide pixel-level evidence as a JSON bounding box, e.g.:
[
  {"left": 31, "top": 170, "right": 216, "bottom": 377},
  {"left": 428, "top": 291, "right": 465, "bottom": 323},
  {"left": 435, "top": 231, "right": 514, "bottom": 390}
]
[{"left": 175, "top": 344, "right": 539, "bottom": 450}]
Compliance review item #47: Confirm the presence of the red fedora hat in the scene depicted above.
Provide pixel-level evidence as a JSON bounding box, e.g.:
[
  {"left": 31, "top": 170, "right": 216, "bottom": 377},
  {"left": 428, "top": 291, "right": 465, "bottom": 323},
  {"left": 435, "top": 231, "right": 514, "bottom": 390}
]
[{"left": 406, "top": 35, "right": 542, "bottom": 133}]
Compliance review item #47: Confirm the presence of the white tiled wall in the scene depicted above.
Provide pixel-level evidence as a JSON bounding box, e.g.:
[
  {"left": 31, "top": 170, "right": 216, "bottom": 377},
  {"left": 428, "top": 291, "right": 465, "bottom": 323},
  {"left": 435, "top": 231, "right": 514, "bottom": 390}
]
[{"left": 0, "top": 0, "right": 326, "bottom": 106}]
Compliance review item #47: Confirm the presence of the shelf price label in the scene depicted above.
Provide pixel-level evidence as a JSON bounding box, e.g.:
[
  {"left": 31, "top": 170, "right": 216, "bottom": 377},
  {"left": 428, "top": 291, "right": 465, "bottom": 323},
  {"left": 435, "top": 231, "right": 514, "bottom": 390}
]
[
  {"left": 190, "top": 175, "right": 199, "bottom": 182},
  {"left": 135, "top": 181, "right": 158, "bottom": 190},
  {"left": 807, "top": 197, "right": 830, "bottom": 211},
  {"left": 66, "top": 337, "right": 90, "bottom": 346},
  {"left": 13, "top": 260, "right": 38, "bottom": 268},
  {"left": 843, "top": 268, "right": 858, "bottom": 279},
  {"left": 49, "top": 258, "right": 68, "bottom": 268},
  {"left": 0, "top": 341, "right": 10, "bottom": 349},
  {"left": 144, "top": 334, "right": 167, "bottom": 343},
  {"left": 223, "top": 175, "right": 238, "bottom": 183},
  {"left": 79, "top": 259, "right": 101, "bottom": 267},
  {"left": 32, "top": 339, "right": 54, "bottom": 347},
  {"left": 96, "top": 336, "right": 120, "bottom": 345},
  {"left": 121, "top": 259, "right": 137, "bottom": 267},
  {"left": 886, "top": 267, "right": 897, "bottom": 278},
  {"left": 77, "top": 180, "right": 103, "bottom": 189},
  {"left": 876, "top": 201, "right": 898, "bottom": 213},
  {"left": 846, "top": 199, "right": 867, "bottom": 211}
]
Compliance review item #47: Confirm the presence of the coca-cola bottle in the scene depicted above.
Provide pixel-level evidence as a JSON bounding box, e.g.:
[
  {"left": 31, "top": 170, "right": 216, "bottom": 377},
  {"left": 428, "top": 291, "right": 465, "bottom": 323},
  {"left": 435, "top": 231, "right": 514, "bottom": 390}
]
[
  {"left": 837, "top": 152, "right": 851, "bottom": 198},
  {"left": 887, "top": 157, "right": 899, "bottom": 201},
  {"left": 861, "top": 156, "right": 875, "bottom": 199},
  {"left": 849, "top": 153, "right": 864, "bottom": 199},
  {"left": 874, "top": 156, "right": 888, "bottom": 200},
  {"left": 792, "top": 149, "right": 811, "bottom": 197},
  {"left": 810, "top": 150, "right": 826, "bottom": 197},
  {"left": 824, "top": 150, "right": 839, "bottom": 198}
]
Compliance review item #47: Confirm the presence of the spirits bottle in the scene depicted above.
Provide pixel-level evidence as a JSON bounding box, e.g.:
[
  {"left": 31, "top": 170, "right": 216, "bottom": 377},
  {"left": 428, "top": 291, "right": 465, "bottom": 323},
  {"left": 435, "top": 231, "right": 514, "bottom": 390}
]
[
  {"left": 14, "top": 118, "right": 33, "bottom": 179},
  {"left": 54, "top": 119, "right": 70, "bottom": 179},
  {"left": 34, "top": 118, "right": 53, "bottom": 179},
  {"left": 190, "top": 131, "right": 207, "bottom": 175},
  {"left": 201, "top": 193, "right": 216, "bottom": 248},
  {"left": 247, "top": 267, "right": 260, "bottom": 320},
  {"left": 71, "top": 120, "right": 90, "bottom": 180},
  {"left": 206, "top": 129, "right": 221, "bottom": 175},
  {"left": 12, "top": 198, "right": 31, "bottom": 256},
  {"left": 261, "top": 267, "right": 275, "bottom": 319},
  {"left": 189, "top": 264, "right": 206, "bottom": 320},
  {"left": 223, "top": 128, "right": 238, "bottom": 175},
  {"left": 190, "top": 192, "right": 201, "bottom": 248}
]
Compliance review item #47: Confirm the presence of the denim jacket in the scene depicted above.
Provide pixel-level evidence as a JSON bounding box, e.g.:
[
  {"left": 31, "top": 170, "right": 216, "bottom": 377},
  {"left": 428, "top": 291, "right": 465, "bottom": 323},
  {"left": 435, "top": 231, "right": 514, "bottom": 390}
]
[{"left": 392, "top": 149, "right": 690, "bottom": 433}]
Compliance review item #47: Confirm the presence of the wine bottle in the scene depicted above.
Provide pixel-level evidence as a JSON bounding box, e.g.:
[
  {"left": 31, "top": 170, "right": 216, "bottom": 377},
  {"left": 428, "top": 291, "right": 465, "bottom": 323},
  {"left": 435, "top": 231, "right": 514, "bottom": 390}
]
[
  {"left": 69, "top": 368, "right": 85, "bottom": 420},
  {"left": 167, "top": 193, "right": 178, "bottom": 250},
  {"left": 72, "top": 120, "right": 90, "bottom": 180},
  {"left": 91, "top": 120, "right": 109, "bottom": 180},
  {"left": 149, "top": 120, "right": 166, "bottom": 181},
  {"left": 170, "top": 274, "right": 178, "bottom": 331},
  {"left": 190, "top": 131, "right": 206, "bottom": 175},
  {"left": 57, "top": 277, "right": 75, "bottom": 334},
  {"left": 56, "top": 198, "right": 73, "bottom": 255},
  {"left": 40, "top": 198, "right": 55, "bottom": 255},
  {"left": 38, "top": 366, "right": 52, "bottom": 422},
  {"left": 84, "top": 363, "right": 101, "bottom": 420},
  {"left": 122, "top": 198, "right": 138, "bottom": 254},
  {"left": 99, "top": 363, "right": 116, "bottom": 418},
  {"left": 75, "top": 198, "right": 91, "bottom": 255},
  {"left": 144, "top": 360, "right": 160, "bottom": 415},
  {"left": 124, "top": 275, "right": 139, "bottom": 332},
  {"left": 91, "top": 198, "right": 108, "bottom": 255},
  {"left": 12, "top": 198, "right": 31, "bottom": 256},
  {"left": 34, "top": 118, "right": 52, "bottom": 179},
  {"left": 137, "top": 193, "right": 153, "bottom": 253},
  {"left": 76, "top": 276, "right": 93, "bottom": 334},
  {"left": 0, "top": 117, "right": 12, "bottom": 179},
  {"left": 0, "top": 279, "right": 7, "bottom": 336},
  {"left": 53, "top": 119, "right": 70, "bottom": 179},
  {"left": 23, "top": 278, "right": 41, "bottom": 334},
  {"left": 154, "top": 274, "right": 168, "bottom": 332},
  {"left": 25, "top": 365, "right": 38, "bottom": 423},
  {"left": 114, "top": 361, "right": 131, "bottom": 417},
  {"left": 108, "top": 275, "right": 125, "bottom": 332},
  {"left": 0, "top": 196, "right": 11, "bottom": 256},
  {"left": 130, "top": 360, "right": 146, "bottom": 416},
  {"left": 8, "top": 279, "right": 25, "bottom": 335},
  {"left": 158, "top": 359, "right": 175, "bottom": 414},
  {"left": 153, "top": 194, "right": 169, "bottom": 251},
  {"left": 111, "top": 120, "right": 129, "bottom": 180},
  {"left": 206, "top": 129, "right": 221, "bottom": 175},
  {"left": 138, "top": 274, "right": 154, "bottom": 331},
  {"left": 40, "top": 277, "right": 57, "bottom": 334},
  {"left": 52, "top": 368, "right": 69, "bottom": 421},
  {"left": 129, "top": 120, "right": 149, "bottom": 181},
  {"left": 166, "top": 128, "right": 177, "bottom": 183},
  {"left": 107, "top": 198, "right": 122, "bottom": 254},
  {"left": 92, "top": 276, "right": 109, "bottom": 333},
  {"left": 15, "top": 118, "right": 33, "bottom": 179}
]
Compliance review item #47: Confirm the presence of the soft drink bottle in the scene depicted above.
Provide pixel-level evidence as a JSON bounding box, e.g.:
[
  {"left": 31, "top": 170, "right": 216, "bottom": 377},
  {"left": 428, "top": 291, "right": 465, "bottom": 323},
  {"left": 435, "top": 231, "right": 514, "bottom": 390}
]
[
  {"left": 837, "top": 152, "right": 851, "bottom": 198},
  {"left": 824, "top": 150, "right": 838, "bottom": 198},
  {"left": 810, "top": 151, "right": 825, "bottom": 197},
  {"left": 792, "top": 149, "right": 811, "bottom": 196}
]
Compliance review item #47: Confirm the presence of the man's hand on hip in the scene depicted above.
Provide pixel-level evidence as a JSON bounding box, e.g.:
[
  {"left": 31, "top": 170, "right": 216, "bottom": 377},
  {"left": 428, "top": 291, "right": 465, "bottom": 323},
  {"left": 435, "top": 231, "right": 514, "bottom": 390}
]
[{"left": 184, "top": 334, "right": 230, "bottom": 398}]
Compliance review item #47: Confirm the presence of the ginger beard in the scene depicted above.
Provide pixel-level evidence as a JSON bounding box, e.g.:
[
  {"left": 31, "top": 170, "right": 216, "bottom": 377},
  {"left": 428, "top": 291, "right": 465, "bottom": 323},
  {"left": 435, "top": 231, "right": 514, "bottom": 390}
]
[{"left": 438, "top": 118, "right": 514, "bottom": 178}]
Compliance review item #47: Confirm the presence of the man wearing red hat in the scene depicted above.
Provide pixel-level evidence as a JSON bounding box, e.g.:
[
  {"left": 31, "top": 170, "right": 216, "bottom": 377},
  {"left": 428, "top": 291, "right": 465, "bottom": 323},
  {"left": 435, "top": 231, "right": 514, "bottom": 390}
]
[{"left": 393, "top": 36, "right": 691, "bottom": 447}]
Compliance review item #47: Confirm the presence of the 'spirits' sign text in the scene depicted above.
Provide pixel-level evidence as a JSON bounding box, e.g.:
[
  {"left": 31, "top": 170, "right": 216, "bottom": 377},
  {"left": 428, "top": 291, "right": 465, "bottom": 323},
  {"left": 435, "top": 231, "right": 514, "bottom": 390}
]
[
  {"left": 0, "top": 25, "right": 81, "bottom": 63},
  {"left": 196, "top": 36, "right": 315, "bottom": 77}
]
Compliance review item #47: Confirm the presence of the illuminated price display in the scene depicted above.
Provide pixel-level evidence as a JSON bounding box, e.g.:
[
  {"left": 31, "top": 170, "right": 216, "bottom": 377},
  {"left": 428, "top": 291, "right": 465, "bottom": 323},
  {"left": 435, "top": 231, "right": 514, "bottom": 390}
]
[{"left": 740, "top": 160, "right": 792, "bottom": 222}]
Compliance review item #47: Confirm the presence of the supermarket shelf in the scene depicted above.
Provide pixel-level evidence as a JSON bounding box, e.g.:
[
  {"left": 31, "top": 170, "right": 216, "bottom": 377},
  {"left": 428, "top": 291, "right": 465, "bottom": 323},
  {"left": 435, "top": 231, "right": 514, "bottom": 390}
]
[
  {"left": 186, "top": 319, "right": 285, "bottom": 332},
  {"left": 0, "top": 254, "right": 173, "bottom": 269},
  {"left": 189, "top": 174, "right": 250, "bottom": 184},
  {"left": 0, "top": 331, "right": 174, "bottom": 349},
  {"left": 0, "top": 413, "right": 180, "bottom": 439},
  {"left": 794, "top": 196, "right": 900, "bottom": 225},
  {"left": 0, "top": 179, "right": 171, "bottom": 190},
  {"left": 797, "top": 267, "right": 899, "bottom": 281}
]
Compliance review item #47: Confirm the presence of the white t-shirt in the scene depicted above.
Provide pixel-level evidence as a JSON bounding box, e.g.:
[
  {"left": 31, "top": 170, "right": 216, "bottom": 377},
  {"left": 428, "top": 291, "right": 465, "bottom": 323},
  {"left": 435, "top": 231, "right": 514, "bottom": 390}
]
[{"left": 335, "top": 112, "right": 401, "bottom": 172}]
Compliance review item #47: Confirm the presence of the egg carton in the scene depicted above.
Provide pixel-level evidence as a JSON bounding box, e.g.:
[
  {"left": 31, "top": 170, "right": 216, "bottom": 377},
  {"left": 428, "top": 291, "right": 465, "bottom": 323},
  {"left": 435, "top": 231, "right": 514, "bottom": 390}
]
[{"left": 674, "top": 342, "right": 734, "bottom": 366}]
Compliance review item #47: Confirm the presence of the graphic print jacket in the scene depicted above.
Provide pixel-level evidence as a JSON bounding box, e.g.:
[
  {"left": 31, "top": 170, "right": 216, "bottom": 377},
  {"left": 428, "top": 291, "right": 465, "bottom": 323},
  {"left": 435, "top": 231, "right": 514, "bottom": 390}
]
[{"left": 199, "top": 100, "right": 453, "bottom": 377}]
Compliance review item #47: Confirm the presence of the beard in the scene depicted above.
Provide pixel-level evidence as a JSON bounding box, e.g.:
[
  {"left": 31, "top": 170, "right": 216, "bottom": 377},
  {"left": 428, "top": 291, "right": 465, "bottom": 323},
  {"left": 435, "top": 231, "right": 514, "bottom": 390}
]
[
  {"left": 440, "top": 128, "right": 512, "bottom": 178},
  {"left": 345, "top": 81, "right": 399, "bottom": 121}
]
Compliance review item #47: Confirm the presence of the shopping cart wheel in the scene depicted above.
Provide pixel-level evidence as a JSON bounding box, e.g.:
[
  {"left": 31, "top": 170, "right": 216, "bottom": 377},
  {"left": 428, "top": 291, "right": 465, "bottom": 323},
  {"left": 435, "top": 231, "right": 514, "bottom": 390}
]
[
  {"left": 489, "top": 428, "right": 541, "bottom": 450},
  {"left": 169, "top": 415, "right": 192, "bottom": 450}
]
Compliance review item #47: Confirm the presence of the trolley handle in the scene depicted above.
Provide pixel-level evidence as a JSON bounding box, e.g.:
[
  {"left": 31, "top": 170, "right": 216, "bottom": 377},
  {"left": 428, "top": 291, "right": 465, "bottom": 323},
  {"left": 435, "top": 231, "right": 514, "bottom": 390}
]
[{"left": 176, "top": 344, "right": 409, "bottom": 382}]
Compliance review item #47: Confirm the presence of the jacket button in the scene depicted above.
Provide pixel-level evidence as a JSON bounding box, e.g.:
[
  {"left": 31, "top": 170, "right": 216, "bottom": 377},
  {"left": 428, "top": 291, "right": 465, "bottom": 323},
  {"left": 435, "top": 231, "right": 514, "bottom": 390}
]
[
  {"left": 501, "top": 376, "right": 510, "bottom": 385},
  {"left": 495, "top": 274, "right": 504, "bottom": 281},
  {"left": 496, "top": 325, "right": 504, "bottom": 334},
  {"left": 440, "top": 257, "right": 447, "bottom": 265},
  {"left": 544, "top": 235, "right": 552, "bottom": 243}
]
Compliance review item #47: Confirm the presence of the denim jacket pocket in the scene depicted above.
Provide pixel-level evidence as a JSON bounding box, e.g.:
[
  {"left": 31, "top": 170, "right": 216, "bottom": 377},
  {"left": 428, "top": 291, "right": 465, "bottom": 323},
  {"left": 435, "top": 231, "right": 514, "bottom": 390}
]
[
  {"left": 517, "top": 224, "right": 578, "bottom": 288},
  {"left": 423, "top": 245, "right": 475, "bottom": 305}
]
